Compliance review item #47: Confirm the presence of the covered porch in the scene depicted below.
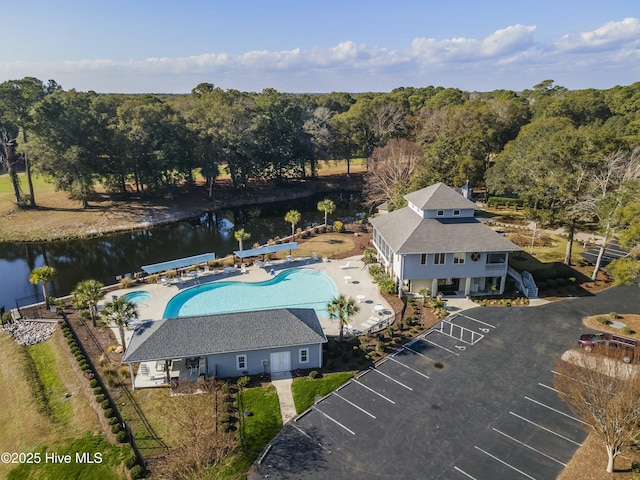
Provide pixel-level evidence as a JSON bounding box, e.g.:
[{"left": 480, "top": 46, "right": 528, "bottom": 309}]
[{"left": 130, "top": 356, "right": 208, "bottom": 390}]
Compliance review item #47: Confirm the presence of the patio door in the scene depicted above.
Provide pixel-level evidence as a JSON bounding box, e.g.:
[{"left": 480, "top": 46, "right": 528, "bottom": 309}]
[{"left": 270, "top": 351, "right": 291, "bottom": 373}]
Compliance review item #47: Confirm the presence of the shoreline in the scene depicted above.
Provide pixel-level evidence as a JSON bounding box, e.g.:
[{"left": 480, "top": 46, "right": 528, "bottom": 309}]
[{"left": 1, "top": 175, "right": 364, "bottom": 244}]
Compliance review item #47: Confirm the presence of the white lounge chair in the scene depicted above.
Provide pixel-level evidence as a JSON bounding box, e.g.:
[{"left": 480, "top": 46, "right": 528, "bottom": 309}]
[
  {"left": 311, "top": 252, "right": 319, "bottom": 261},
  {"left": 339, "top": 261, "right": 351, "bottom": 269},
  {"left": 240, "top": 265, "right": 247, "bottom": 274}
]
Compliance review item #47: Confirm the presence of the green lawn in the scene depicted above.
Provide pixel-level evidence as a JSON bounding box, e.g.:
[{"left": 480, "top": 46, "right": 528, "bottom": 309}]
[
  {"left": 220, "top": 385, "right": 282, "bottom": 478},
  {"left": 25, "top": 341, "right": 74, "bottom": 425},
  {"left": 291, "top": 372, "right": 354, "bottom": 414},
  {"left": 7, "top": 433, "right": 129, "bottom": 480}
]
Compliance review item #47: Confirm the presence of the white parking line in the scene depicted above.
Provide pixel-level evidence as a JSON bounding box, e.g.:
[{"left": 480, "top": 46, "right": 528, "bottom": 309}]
[
  {"left": 421, "top": 335, "right": 460, "bottom": 355},
  {"left": 524, "top": 396, "right": 591, "bottom": 426},
  {"left": 453, "top": 466, "right": 479, "bottom": 479},
  {"left": 312, "top": 406, "right": 356, "bottom": 435},
  {"left": 474, "top": 446, "right": 538, "bottom": 480},
  {"left": 538, "top": 382, "right": 559, "bottom": 393},
  {"left": 399, "top": 344, "right": 431, "bottom": 359},
  {"left": 369, "top": 366, "right": 413, "bottom": 390},
  {"left": 351, "top": 378, "right": 396, "bottom": 404},
  {"left": 333, "top": 392, "right": 376, "bottom": 419},
  {"left": 493, "top": 428, "right": 567, "bottom": 466},
  {"left": 509, "top": 411, "right": 582, "bottom": 446},
  {"left": 456, "top": 313, "right": 496, "bottom": 329},
  {"left": 387, "top": 355, "right": 430, "bottom": 379},
  {"left": 292, "top": 424, "right": 332, "bottom": 453}
]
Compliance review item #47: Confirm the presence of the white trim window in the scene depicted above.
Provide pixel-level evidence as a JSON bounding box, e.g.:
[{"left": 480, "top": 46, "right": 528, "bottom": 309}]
[
  {"left": 437, "top": 210, "right": 444, "bottom": 216},
  {"left": 420, "top": 254, "right": 427, "bottom": 265},
  {"left": 453, "top": 252, "right": 465, "bottom": 264},
  {"left": 236, "top": 354, "right": 247, "bottom": 370},
  {"left": 433, "top": 253, "right": 446, "bottom": 265},
  {"left": 299, "top": 348, "right": 309, "bottom": 364}
]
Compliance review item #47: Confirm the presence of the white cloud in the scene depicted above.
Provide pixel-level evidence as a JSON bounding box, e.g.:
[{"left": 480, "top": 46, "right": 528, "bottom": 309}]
[
  {"left": 481, "top": 24, "right": 536, "bottom": 57},
  {"left": 0, "top": 19, "right": 638, "bottom": 93},
  {"left": 556, "top": 17, "right": 640, "bottom": 52}
]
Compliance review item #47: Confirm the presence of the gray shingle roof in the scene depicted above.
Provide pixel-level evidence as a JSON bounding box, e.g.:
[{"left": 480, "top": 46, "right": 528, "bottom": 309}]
[
  {"left": 404, "top": 182, "right": 477, "bottom": 210},
  {"left": 122, "top": 308, "right": 327, "bottom": 363},
  {"left": 370, "top": 208, "right": 521, "bottom": 254}
]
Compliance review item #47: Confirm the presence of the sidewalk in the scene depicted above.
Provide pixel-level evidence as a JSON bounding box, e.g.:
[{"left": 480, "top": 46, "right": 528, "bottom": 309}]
[{"left": 270, "top": 372, "right": 296, "bottom": 424}]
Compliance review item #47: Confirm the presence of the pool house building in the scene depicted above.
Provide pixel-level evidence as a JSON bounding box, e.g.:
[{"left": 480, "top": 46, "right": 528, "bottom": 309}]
[
  {"left": 122, "top": 308, "right": 327, "bottom": 388},
  {"left": 369, "top": 182, "right": 522, "bottom": 298}
]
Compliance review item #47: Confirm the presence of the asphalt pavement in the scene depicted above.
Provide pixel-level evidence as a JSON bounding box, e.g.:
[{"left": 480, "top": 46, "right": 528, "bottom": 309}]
[{"left": 249, "top": 282, "right": 640, "bottom": 479}]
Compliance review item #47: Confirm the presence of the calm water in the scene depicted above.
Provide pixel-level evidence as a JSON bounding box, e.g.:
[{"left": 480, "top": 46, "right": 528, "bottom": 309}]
[
  {"left": 163, "top": 268, "right": 338, "bottom": 318},
  {"left": 0, "top": 192, "right": 363, "bottom": 311}
]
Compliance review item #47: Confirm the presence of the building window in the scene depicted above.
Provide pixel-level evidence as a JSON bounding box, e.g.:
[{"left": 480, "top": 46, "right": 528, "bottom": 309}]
[
  {"left": 453, "top": 210, "right": 460, "bottom": 216},
  {"left": 437, "top": 210, "right": 444, "bottom": 216},
  {"left": 236, "top": 355, "right": 246, "bottom": 370},
  {"left": 299, "top": 348, "right": 309, "bottom": 364},
  {"left": 420, "top": 254, "right": 427, "bottom": 265},
  {"left": 487, "top": 253, "right": 506, "bottom": 264},
  {"left": 434, "top": 253, "right": 446, "bottom": 265},
  {"left": 453, "top": 252, "right": 465, "bottom": 264}
]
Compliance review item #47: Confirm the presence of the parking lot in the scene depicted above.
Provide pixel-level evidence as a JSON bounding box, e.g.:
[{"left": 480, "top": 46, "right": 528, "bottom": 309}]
[{"left": 250, "top": 285, "right": 640, "bottom": 480}]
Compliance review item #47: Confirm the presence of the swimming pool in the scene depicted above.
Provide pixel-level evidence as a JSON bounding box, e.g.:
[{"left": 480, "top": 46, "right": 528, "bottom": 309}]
[
  {"left": 124, "top": 290, "right": 152, "bottom": 305},
  {"left": 163, "top": 268, "right": 338, "bottom": 318}
]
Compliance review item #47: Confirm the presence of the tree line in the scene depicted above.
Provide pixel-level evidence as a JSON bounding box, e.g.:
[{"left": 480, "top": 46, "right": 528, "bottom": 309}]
[{"left": 1, "top": 77, "right": 640, "bottom": 273}]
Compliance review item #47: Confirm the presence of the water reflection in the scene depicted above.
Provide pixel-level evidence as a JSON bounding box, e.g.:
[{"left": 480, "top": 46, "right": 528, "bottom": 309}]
[{"left": 0, "top": 193, "right": 363, "bottom": 309}]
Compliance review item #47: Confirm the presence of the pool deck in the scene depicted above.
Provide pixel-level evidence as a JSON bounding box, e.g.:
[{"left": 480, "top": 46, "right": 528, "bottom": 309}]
[{"left": 102, "top": 254, "right": 393, "bottom": 347}]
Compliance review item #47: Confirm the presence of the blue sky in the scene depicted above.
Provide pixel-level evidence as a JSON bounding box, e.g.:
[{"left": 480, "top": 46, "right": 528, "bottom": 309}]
[{"left": 1, "top": 0, "right": 639, "bottom": 93}]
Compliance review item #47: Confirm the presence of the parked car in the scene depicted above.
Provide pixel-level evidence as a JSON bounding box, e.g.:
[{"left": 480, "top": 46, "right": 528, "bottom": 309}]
[{"left": 579, "top": 333, "right": 639, "bottom": 363}]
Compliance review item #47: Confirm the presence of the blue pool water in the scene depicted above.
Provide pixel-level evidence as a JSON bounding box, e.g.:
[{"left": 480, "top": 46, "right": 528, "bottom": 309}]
[
  {"left": 124, "top": 290, "right": 152, "bottom": 305},
  {"left": 163, "top": 268, "right": 338, "bottom": 318}
]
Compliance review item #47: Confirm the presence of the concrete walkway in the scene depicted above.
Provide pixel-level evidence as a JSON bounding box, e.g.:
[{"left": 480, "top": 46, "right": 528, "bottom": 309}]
[{"left": 271, "top": 372, "right": 297, "bottom": 424}]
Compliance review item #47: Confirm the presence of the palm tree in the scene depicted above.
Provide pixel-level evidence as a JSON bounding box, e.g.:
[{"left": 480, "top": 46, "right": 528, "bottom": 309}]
[
  {"left": 71, "top": 279, "right": 105, "bottom": 327},
  {"left": 317, "top": 198, "right": 336, "bottom": 228},
  {"left": 234, "top": 228, "right": 251, "bottom": 251},
  {"left": 327, "top": 294, "right": 360, "bottom": 343},
  {"left": 284, "top": 209, "right": 302, "bottom": 238},
  {"left": 29, "top": 265, "right": 56, "bottom": 309},
  {"left": 102, "top": 296, "right": 138, "bottom": 351}
]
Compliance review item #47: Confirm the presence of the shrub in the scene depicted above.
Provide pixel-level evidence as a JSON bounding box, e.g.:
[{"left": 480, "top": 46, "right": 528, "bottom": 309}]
[
  {"left": 130, "top": 464, "right": 145, "bottom": 480},
  {"left": 96, "top": 394, "right": 106, "bottom": 403},
  {"left": 308, "top": 370, "right": 319, "bottom": 379},
  {"left": 219, "top": 413, "right": 231, "bottom": 424},
  {"left": 609, "top": 312, "right": 621, "bottom": 319},
  {"left": 116, "top": 430, "right": 128, "bottom": 443},
  {"left": 223, "top": 394, "right": 234, "bottom": 403},
  {"left": 93, "top": 387, "right": 102, "bottom": 395},
  {"left": 119, "top": 277, "right": 134, "bottom": 289},
  {"left": 220, "top": 382, "right": 230, "bottom": 394},
  {"left": 220, "top": 422, "right": 232, "bottom": 432},
  {"left": 376, "top": 342, "right": 385, "bottom": 353},
  {"left": 126, "top": 455, "right": 139, "bottom": 470},
  {"left": 104, "top": 408, "right": 114, "bottom": 418},
  {"left": 237, "top": 376, "right": 250, "bottom": 388},
  {"left": 621, "top": 327, "right": 635, "bottom": 335},
  {"left": 89, "top": 379, "right": 98, "bottom": 388},
  {"left": 109, "top": 416, "right": 120, "bottom": 426},
  {"left": 333, "top": 220, "right": 345, "bottom": 233},
  {"left": 596, "top": 316, "right": 610, "bottom": 325},
  {"left": 223, "top": 403, "right": 234, "bottom": 413},
  {"left": 101, "top": 399, "right": 111, "bottom": 409},
  {"left": 111, "top": 424, "right": 122, "bottom": 434}
]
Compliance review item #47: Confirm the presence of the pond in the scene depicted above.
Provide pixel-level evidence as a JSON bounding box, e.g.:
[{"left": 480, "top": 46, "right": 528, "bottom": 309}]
[{"left": 0, "top": 192, "right": 364, "bottom": 311}]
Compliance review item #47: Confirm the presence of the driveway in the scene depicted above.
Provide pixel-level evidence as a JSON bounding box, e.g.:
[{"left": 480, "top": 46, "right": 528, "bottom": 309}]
[{"left": 249, "top": 284, "right": 640, "bottom": 479}]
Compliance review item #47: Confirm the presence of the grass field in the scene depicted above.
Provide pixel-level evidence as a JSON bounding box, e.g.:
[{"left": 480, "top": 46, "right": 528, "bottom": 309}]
[
  {"left": 0, "top": 330, "right": 127, "bottom": 479},
  {"left": 291, "top": 372, "right": 354, "bottom": 414}
]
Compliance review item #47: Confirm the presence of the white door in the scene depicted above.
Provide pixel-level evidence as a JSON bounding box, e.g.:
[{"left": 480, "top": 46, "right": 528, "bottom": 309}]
[{"left": 270, "top": 351, "right": 291, "bottom": 373}]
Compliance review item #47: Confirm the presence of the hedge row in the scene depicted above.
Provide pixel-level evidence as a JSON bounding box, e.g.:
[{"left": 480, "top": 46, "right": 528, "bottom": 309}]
[
  {"left": 486, "top": 197, "right": 525, "bottom": 208},
  {"left": 60, "top": 321, "right": 145, "bottom": 477}
]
